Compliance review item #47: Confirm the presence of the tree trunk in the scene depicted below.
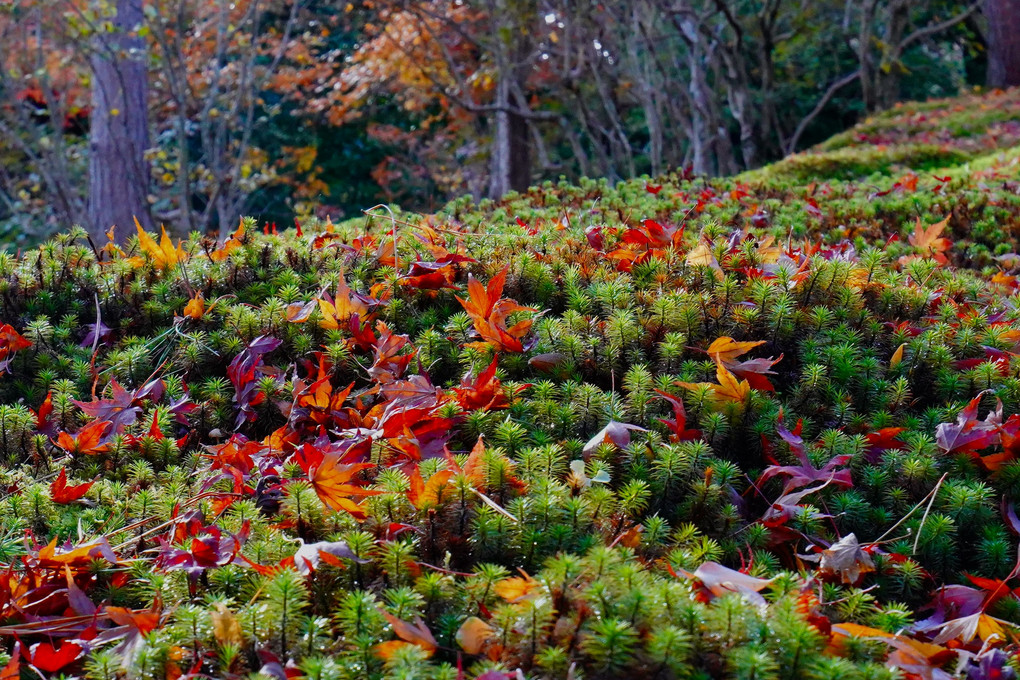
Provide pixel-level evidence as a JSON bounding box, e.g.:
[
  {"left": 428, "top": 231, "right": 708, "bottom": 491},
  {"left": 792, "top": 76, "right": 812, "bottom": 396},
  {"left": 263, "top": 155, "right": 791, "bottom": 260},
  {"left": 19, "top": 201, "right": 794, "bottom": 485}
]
[
  {"left": 508, "top": 102, "right": 531, "bottom": 193},
  {"left": 985, "top": 0, "right": 1020, "bottom": 87},
  {"left": 488, "top": 76, "right": 513, "bottom": 198},
  {"left": 88, "top": 0, "right": 152, "bottom": 241}
]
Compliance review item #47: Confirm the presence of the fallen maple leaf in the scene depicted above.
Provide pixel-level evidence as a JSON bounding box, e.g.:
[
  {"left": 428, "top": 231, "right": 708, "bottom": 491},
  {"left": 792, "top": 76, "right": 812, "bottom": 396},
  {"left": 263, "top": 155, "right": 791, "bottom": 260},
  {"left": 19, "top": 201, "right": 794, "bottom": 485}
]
[
  {"left": 209, "top": 220, "right": 246, "bottom": 262},
  {"left": 54, "top": 420, "right": 113, "bottom": 456},
  {"left": 582, "top": 420, "right": 647, "bottom": 456},
  {"left": 227, "top": 335, "right": 282, "bottom": 428},
  {"left": 705, "top": 336, "right": 782, "bottom": 391},
  {"left": 686, "top": 242, "right": 723, "bottom": 278},
  {"left": 25, "top": 640, "right": 83, "bottom": 673},
  {"left": 315, "top": 274, "right": 383, "bottom": 331},
  {"left": 802, "top": 533, "right": 875, "bottom": 584},
  {"left": 907, "top": 216, "right": 952, "bottom": 264},
  {"left": 0, "top": 324, "right": 31, "bottom": 373},
  {"left": 50, "top": 469, "right": 95, "bottom": 504},
  {"left": 759, "top": 413, "right": 852, "bottom": 492},
  {"left": 135, "top": 218, "right": 187, "bottom": 269},
  {"left": 935, "top": 392, "right": 1001, "bottom": 454},
  {"left": 675, "top": 561, "right": 775, "bottom": 607},
  {"left": 890, "top": 342, "right": 906, "bottom": 369},
  {"left": 453, "top": 357, "right": 526, "bottom": 411},
  {"left": 456, "top": 268, "right": 535, "bottom": 353},
  {"left": 677, "top": 364, "right": 751, "bottom": 409},
  {"left": 407, "top": 469, "right": 456, "bottom": 509},
  {"left": 211, "top": 603, "right": 243, "bottom": 647},
  {"left": 375, "top": 611, "right": 437, "bottom": 659},
  {"left": 707, "top": 336, "right": 765, "bottom": 364},
  {"left": 919, "top": 611, "right": 1013, "bottom": 645},
  {"left": 182, "top": 294, "right": 215, "bottom": 320},
  {"left": 654, "top": 390, "right": 702, "bottom": 442},
  {"left": 0, "top": 643, "right": 18, "bottom": 680},
  {"left": 292, "top": 538, "right": 365, "bottom": 575},
  {"left": 293, "top": 442, "right": 380, "bottom": 519},
  {"left": 832, "top": 623, "right": 957, "bottom": 680},
  {"left": 456, "top": 616, "right": 496, "bottom": 655},
  {"left": 494, "top": 572, "right": 541, "bottom": 602},
  {"left": 864, "top": 427, "right": 906, "bottom": 462}
]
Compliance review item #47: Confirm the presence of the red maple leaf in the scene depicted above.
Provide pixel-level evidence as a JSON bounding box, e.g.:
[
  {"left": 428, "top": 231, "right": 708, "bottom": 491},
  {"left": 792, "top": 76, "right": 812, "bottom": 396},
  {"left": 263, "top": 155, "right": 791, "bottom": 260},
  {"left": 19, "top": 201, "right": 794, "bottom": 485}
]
[
  {"left": 935, "top": 392, "right": 1001, "bottom": 454},
  {"left": 654, "top": 389, "right": 702, "bottom": 442},
  {"left": 453, "top": 358, "right": 527, "bottom": 411},
  {"left": 0, "top": 323, "right": 31, "bottom": 373},
  {"left": 50, "top": 469, "right": 95, "bottom": 504}
]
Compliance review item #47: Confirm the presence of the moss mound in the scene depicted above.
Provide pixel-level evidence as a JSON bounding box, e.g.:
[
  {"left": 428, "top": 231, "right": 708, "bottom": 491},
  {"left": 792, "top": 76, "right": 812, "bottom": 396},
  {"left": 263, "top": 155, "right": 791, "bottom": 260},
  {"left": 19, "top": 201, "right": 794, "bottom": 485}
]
[{"left": 2, "top": 90, "right": 1020, "bottom": 679}]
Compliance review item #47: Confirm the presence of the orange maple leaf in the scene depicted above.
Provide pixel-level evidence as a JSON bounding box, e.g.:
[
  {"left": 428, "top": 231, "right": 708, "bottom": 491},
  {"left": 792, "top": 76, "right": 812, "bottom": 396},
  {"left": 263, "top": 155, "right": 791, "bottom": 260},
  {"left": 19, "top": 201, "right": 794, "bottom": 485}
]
[
  {"left": 456, "top": 616, "right": 498, "bottom": 658},
  {"left": 907, "top": 216, "right": 951, "bottom": 264},
  {"left": 182, "top": 294, "right": 210, "bottom": 320},
  {"left": 375, "top": 611, "right": 437, "bottom": 659},
  {"left": 494, "top": 572, "right": 541, "bottom": 602},
  {"left": 449, "top": 435, "right": 488, "bottom": 487},
  {"left": 296, "top": 443, "right": 381, "bottom": 519},
  {"left": 54, "top": 420, "right": 113, "bottom": 456},
  {"left": 455, "top": 268, "right": 535, "bottom": 353},
  {"left": 209, "top": 221, "right": 246, "bottom": 262}
]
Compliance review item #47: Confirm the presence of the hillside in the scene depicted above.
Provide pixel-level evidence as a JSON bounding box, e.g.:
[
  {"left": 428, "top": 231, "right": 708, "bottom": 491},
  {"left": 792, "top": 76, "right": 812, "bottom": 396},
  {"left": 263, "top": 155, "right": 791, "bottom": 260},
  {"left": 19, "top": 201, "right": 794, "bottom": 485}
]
[{"left": 1, "top": 89, "right": 1020, "bottom": 679}]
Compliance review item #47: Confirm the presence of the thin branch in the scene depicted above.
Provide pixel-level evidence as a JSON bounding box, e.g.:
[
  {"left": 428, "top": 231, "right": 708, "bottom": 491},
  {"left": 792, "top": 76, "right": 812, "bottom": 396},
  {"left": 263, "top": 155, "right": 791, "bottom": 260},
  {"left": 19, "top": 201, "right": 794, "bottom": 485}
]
[{"left": 786, "top": 69, "right": 860, "bottom": 155}]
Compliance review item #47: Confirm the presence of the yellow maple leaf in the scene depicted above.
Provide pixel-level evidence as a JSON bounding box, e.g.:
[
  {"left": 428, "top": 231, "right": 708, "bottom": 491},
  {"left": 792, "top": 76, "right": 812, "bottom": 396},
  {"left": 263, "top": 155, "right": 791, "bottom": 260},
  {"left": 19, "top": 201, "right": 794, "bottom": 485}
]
[
  {"left": 494, "top": 573, "right": 541, "bottom": 602},
  {"left": 755, "top": 235, "right": 782, "bottom": 264},
  {"left": 686, "top": 243, "right": 716, "bottom": 267},
  {"left": 686, "top": 242, "right": 723, "bottom": 279},
  {"left": 677, "top": 364, "right": 750, "bottom": 409},
  {"left": 707, "top": 336, "right": 765, "bottom": 365},
  {"left": 136, "top": 218, "right": 187, "bottom": 269}
]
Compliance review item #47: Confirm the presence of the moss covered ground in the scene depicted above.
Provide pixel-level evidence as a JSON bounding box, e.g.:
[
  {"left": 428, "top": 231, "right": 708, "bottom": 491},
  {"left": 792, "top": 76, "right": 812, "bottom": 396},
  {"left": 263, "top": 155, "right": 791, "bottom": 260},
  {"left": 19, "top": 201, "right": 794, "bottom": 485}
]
[{"left": 3, "top": 89, "right": 1020, "bottom": 679}]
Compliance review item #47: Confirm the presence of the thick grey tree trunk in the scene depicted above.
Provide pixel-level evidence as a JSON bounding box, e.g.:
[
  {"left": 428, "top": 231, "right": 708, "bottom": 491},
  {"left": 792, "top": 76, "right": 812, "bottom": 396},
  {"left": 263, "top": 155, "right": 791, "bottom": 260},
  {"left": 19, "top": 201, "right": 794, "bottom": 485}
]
[
  {"left": 88, "top": 0, "right": 153, "bottom": 241},
  {"left": 985, "top": 0, "right": 1020, "bottom": 87}
]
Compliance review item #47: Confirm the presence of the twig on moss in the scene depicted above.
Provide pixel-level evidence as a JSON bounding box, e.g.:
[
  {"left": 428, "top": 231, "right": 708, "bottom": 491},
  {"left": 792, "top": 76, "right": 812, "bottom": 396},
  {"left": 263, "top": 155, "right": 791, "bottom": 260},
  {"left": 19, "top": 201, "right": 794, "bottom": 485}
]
[{"left": 912, "top": 472, "right": 948, "bottom": 554}]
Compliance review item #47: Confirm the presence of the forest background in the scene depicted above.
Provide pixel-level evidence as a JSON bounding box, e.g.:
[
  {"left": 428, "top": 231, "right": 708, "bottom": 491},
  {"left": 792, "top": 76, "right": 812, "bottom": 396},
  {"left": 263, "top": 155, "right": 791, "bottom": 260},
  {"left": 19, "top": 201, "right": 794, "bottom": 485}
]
[{"left": 0, "top": 0, "right": 1016, "bottom": 247}]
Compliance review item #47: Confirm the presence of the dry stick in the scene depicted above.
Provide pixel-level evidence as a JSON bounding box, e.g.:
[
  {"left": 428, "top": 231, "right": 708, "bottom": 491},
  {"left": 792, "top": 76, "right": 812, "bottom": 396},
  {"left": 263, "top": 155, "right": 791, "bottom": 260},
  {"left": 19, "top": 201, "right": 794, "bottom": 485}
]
[
  {"left": 470, "top": 487, "right": 519, "bottom": 523},
  {"left": 0, "top": 614, "right": 100, "bottom": 636},
  {"left": 912, "top": 472, "right": 948, "bottom": 554},
  {"left": 872, "top": 472, "right": 948, "bottom": 546},
  {"left": 112, "top": 491, "right": 243, "bottom": 551},
  {"left": 362, "top": 204, "right": 400, "bottom": 267},
  {"left": 91, "top": 293, "right": 102, "bottom": 358}
]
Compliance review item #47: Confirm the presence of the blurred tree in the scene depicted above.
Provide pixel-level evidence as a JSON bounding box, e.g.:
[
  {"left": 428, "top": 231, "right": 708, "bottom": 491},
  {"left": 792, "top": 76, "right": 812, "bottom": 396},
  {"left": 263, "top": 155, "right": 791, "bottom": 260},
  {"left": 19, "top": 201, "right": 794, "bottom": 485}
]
[
  {"left": 0, "top": 0, "right": 1000, "bottom": 245},
  {"left": 88, "top": 0, "right": 153, "bottom": 239},
  {"left": 984, "top": 0, "right": 1020, "bottom": 87}
]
